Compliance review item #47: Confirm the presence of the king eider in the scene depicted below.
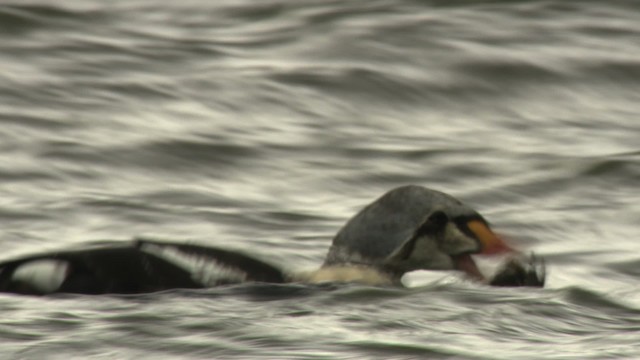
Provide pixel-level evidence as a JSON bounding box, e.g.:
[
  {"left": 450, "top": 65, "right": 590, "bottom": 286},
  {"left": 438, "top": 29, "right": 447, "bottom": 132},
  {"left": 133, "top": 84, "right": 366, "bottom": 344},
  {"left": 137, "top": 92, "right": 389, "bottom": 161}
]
[{"left": 0, "top": 185, "right": 545, "bottom": 295}]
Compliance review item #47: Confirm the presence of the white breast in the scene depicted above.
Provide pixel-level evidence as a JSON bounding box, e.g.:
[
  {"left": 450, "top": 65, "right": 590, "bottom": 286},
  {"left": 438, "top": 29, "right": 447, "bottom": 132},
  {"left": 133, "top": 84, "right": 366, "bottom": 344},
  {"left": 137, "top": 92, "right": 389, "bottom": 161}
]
[{"left": 295, "top": 266, "right": 395, "bottom": 286}]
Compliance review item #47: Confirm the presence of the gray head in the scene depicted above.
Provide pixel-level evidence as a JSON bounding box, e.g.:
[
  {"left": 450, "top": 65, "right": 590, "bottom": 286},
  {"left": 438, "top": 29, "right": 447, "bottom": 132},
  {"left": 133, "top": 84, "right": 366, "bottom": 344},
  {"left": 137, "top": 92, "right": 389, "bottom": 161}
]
[{"left": 323, "top": 185, "right": 512, "bottom": 280}]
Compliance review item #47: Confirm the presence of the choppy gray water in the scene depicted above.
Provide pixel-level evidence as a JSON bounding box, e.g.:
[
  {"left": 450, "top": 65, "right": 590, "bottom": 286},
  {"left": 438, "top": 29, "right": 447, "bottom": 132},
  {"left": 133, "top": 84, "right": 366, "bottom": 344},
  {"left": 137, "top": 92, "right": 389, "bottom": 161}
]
[{"left": 1, "top": 0, "right": 639, "bottom": 358}]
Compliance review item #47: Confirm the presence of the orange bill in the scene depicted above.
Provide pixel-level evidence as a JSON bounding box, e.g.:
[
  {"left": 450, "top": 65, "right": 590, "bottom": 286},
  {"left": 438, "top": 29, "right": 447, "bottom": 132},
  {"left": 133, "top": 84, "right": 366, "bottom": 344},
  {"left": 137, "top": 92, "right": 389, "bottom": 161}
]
[{"left": 467, "top": 220, "right": 513, "bottom": 255}]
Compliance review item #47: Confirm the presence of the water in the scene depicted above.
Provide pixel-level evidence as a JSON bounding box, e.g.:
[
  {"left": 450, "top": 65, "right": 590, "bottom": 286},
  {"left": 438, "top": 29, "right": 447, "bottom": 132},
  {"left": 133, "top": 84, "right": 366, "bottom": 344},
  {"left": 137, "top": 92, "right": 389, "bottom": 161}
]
[{"left": 0, "top": 0, "right": 639, "bottom": 358}]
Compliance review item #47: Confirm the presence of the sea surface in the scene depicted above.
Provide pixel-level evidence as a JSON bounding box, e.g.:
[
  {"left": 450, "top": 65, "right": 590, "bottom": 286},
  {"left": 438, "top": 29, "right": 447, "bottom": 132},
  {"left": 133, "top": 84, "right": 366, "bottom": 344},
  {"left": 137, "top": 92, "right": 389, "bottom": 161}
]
[{"left": 1, "top": 0, "right": 639, "bottom": 359}]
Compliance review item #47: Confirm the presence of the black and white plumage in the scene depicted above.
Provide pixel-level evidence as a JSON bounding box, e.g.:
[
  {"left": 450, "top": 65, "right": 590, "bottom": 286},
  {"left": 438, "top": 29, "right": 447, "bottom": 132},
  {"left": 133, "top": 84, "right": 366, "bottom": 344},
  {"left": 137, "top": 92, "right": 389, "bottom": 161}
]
[
  {"left": 0, "top": 185, "right": 545, "bottom": 295},
  {"left": 0, "top": 240, "right": 286, "bottom": 295}
]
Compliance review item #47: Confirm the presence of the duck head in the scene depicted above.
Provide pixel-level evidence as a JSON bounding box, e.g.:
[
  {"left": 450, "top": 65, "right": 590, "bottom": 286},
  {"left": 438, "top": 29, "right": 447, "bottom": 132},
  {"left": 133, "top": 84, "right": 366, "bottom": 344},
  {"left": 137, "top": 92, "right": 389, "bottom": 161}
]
[
  {"left": 383, "top": 209, "right": 513, "bottom": 281},
  {"left": 323, "top": 185, "right": 515, "bottom": 282}
]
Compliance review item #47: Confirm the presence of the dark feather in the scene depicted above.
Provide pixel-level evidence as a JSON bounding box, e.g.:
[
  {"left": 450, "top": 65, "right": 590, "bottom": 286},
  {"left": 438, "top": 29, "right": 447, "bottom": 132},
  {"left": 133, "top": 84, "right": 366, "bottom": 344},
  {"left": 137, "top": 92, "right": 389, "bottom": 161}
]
[{"left": 0, "top": 240, "right": 286, "bottom": 295}]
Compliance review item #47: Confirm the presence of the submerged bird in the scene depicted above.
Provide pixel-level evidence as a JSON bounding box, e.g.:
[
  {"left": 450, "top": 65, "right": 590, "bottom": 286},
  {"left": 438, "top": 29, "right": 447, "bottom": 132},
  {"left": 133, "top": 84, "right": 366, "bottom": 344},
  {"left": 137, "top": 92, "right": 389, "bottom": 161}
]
[{"left": 0, "top": 185, "right": 545, "bottom": 295}]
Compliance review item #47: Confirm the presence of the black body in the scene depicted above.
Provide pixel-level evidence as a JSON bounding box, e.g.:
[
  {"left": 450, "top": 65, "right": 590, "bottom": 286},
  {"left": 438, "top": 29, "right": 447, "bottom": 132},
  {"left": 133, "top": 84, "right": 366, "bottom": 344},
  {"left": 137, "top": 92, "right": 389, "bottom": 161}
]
[{"left": 0, "top": 239, "right": 286, "bottom": 295}]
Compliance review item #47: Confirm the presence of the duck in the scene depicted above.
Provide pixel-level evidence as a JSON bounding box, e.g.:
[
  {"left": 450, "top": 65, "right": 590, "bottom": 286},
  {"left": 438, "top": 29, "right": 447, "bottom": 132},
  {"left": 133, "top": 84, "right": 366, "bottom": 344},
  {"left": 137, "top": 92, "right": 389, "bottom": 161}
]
[{"left": 0, "top": 185, "right": 545, "bottom": 295}]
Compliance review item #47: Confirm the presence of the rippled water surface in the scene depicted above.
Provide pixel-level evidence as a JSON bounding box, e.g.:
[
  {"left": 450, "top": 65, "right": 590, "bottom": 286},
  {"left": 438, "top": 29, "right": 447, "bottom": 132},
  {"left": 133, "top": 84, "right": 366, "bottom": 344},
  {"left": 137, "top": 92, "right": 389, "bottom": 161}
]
[{"left": 1, "top": 0, "right": 639, "bottom": 358}]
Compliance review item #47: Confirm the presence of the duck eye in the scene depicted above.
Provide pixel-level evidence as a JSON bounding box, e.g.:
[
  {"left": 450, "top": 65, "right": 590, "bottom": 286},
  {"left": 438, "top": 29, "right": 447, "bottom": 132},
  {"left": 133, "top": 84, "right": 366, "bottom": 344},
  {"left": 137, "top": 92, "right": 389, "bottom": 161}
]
[
  {"left": 429, "top": 210, "right": 449, "bottom": 227},
  {"left": 415, "top": 210, "right": 449, "bottom": 237}
]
